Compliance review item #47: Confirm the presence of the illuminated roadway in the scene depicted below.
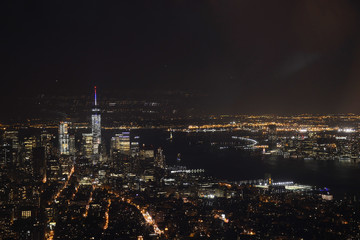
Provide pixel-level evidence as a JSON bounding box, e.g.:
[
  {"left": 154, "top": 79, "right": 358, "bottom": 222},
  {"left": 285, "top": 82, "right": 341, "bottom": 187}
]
[
  {"left": 50, "top": 165, "right": 75, "bottom": 204},
  {"left": 46, "top": 167, "right": 164, "bottom": 238},
  {"left": 83, "top": 185, "right": 95, "bottom": 217},
  {"left": 108, "top": 190, "right": 164, "bottom": 236},
  {"left": 231, "top": 136, "right": 258, "bottom": 147},
  {"left": 46, "top": 165, "right": 75, "bottom": 240}
]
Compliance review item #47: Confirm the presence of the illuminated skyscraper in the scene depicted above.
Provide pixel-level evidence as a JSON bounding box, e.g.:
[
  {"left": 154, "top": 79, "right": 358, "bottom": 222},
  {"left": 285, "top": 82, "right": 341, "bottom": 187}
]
[
  {"left": 41, "top": 132, "right": 53, "bottom": 157},
  {"left": 3, "top": 131, "right": 19, "bottom": 150},
  {"left": 24, "top": 136, "right": 36, "bottom": 161},
  {"left": 92, "top": 86, "right": 101, "bottom": 160},
  {"left": 82, "top": 133, "right": 93, "bottom": 158},
  {"left": 2, "top": 131, "right": 19, "bottom": 166},
  {"left": 112, "top": 132, "right": 131, "bottom": 156},
  {"left": 59, "top": 122, "right": 70, "bottom": 155}
]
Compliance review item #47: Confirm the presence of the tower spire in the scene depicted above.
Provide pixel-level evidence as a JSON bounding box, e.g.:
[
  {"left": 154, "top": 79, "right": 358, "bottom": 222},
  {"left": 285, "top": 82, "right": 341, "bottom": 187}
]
[{"left": 94, "top": 86, "right": 97, "bottom": 106}]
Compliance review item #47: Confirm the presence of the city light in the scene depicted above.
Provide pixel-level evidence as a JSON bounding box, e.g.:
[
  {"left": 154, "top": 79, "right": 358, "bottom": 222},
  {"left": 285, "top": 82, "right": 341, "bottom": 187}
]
[{"left": 2, "top": 1, "right": 360, "bottom": 239}]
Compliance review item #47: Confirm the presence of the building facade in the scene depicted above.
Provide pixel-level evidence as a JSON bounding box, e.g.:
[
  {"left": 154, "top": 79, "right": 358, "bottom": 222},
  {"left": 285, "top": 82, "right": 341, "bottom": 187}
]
[{"left": 59, "top": 122, "right": 70, "bottom": 155}]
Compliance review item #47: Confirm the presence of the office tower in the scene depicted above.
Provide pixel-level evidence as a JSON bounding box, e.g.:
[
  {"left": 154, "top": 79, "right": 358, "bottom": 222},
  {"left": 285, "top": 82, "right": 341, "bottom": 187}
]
[
  {"left": 111, "top": 149, "right": 132, "bottom": 174},
  {"left": 23, "top": 136, "right": 36, "bottom": 161},
  {"left": 139, "top": 149, "right": 154, "bottom": 160},
  {"left": 3, "top": 131, "right": 19, "bottom": 150},
  {"left": 18, "top": 136, "right": 37, "bottom": 175},
  {"left": 47, "top": 158, "right": 61, "bottom": 181},
  {"left": 91, "top": 86, "right": 101, "bottom": 160},
  {"left": 154, "top": 148, "right": 165, "bottom": 169},
  {"left": 32, "top": 147, "right": 46, "bottom": 182},
  {"left": 131, "top": 141, "right": 139, "bottom": 157},
  {"left": 0, "top": 143, "right": 12, "bottom": 166},
  {"left": 268, "top": 124, "right": 277, "bottom": 142},
  {"left": 69, "top": 135, "right": 76, "bottom": 155},
  {"left": 110, "top": 132, "right": 131, "bottom": 172},
  {"left": 110, "top": 131, "right": 139, "bottom": 157},
  {"left": 119, "top": 132, "right": 130, "bottom": 155},
  {"left": 111, "top": 132, "right": 131, "bottom": 156},
  {"left": 40, "top": 132, "right": 53, "bottom": 157},
  {"left": 110, "top": 136, "right": 116, "bottom": 158},
  {"left": 59, "top": 122, "right": 70, "bottom": 155},
  {"left": 82, "top": 133, "right": 93, "bottom": 158},
  {"left": 3, "top": 131, "right": 19, "bottom": 166},
  {"left": 139, "top": 147, "right": 155, "bottom": 172}
]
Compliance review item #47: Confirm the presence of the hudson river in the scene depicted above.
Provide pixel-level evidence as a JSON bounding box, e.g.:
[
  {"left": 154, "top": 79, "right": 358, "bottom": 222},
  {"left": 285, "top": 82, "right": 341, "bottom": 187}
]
[{"left": 126, "top": 129, "right": 360, "bottom": 197}]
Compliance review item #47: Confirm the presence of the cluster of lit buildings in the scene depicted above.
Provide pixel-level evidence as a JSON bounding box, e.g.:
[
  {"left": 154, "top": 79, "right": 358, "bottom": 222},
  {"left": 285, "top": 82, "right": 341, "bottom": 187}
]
[
  {"left": 178, "top": 115, "right": 360, "bottom": 163},
  {"left": 2, "top": 91, "right": 360, "bottom": 239},
  {"left": 59, "top": 87, "right": 101, "bottom": 163}
]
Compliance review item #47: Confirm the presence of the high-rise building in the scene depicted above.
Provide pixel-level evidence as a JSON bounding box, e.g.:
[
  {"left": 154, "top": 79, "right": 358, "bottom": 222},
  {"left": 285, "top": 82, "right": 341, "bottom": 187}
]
[
  {"left": 268, "top": 124, "right": 277, "bottom": 142},
  {"left": 82, "top": 133, "right": 93, "bottom": 158},
  {"left": 110, "top": 131, "right": 140, "bottom": 158},
  {"left": 110, "top": 132, "right": 132, "bottom": 170},
  {"left": 0, "top": 143, "right": 12, "bottom": 166},
  {"left": 139, "top": 149, "right": 154, "bottom": 160},
  {"left": 91, "top": 86, "right": 101, "bottom": 160},
  {"left": 23, "top": 136, "right": 36, "bottom": 161},
  {"left": 2, "top": 131, "right": 19, "bottom": 166},
  {"left": 47, "top": 158, "right": 61, "bottom": 181},
  {"left": 20, "top": 136, "right": 36, "bottom": 175},
  {"left": 3, "top": 131, "right": 19, "bottom": 150},
  {"left": 59, "top": 122, "right": 70, "bottom": 155},
  {"left": 69, "top": 135, "right": 76, "bottom": 155},
  {"left": 131, "top": 141, "right": 139, "bottom": 157},
  {"left": 41, "top": 132, "right": 53, "bottom": 157},
  {"left": 154, "top": 148, "right": 166, "bottom": 169},
  {"left": 32, "top": 147, "right": 46, "bottom": 182},
  {"left": 112, "top": 132, "right": 131, "bottom": 155}
]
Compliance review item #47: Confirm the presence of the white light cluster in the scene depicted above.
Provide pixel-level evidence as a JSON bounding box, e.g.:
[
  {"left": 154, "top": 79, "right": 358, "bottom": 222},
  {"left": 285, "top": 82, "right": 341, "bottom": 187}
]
[
  {"left": 338, "top": 128, "right": 355, "bottom": 133},
  {"left": 170, "top": 169, "right": 205, "bottom": 174},
  {"left": 272, "top": 181, "right": 294, "bottom": 186}
]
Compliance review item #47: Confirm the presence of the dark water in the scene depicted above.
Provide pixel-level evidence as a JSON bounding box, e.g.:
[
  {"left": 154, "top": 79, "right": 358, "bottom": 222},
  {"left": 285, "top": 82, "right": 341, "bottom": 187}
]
[
  {"left": 18, "top": 128, "right": 360, "bottom": 197},
  {"left": 115, "top": 129, "right": 360, "bottom": 197}
]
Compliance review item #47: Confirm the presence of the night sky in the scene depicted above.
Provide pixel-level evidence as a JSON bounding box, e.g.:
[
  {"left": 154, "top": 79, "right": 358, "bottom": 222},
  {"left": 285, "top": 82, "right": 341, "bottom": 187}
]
[{"left": 2, "top": 0, "right": 360, "bottom": 114}]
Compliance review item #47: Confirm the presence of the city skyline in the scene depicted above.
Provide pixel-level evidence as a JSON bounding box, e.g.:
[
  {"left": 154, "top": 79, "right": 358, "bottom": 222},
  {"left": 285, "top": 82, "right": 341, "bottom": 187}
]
[
  {"left": 1, "top": 83, "right": 360, "bottom": 239},
  {"left": 2, "top": 1, "right": 360, "bottom": 239}
]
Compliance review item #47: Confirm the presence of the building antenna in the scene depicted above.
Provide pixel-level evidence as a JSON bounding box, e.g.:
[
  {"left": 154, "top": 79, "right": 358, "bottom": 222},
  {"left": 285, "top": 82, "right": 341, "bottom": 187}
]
[{"left": 94, "top": 86, "right": 97, "bottom": 106}]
